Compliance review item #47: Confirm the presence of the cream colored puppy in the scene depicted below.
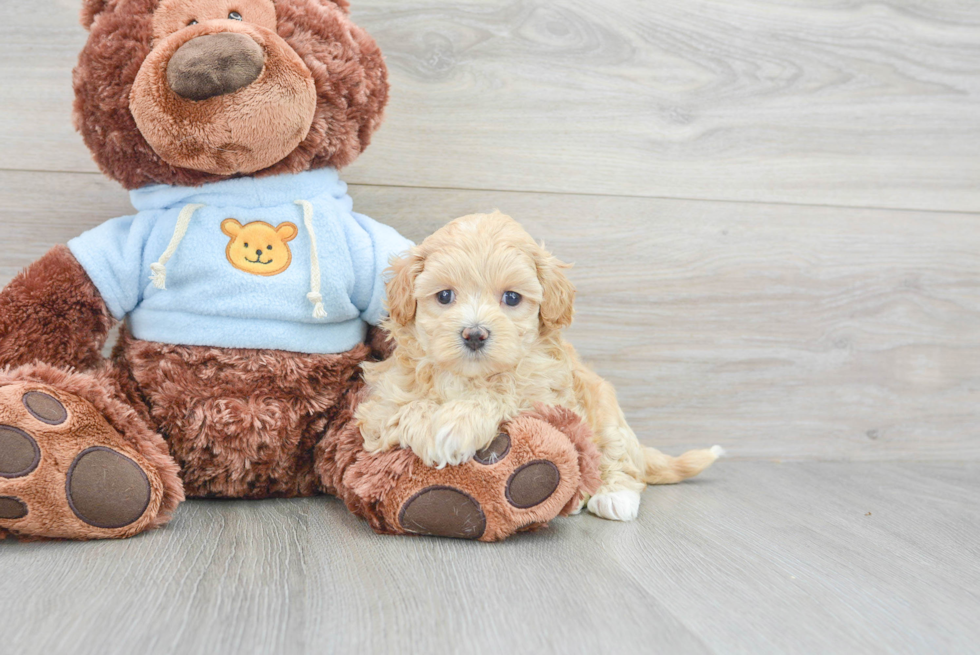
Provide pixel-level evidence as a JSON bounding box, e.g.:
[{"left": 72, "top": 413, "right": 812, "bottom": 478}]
[{"left": 356, "top": 212, "right": 722, "bottom": 521}]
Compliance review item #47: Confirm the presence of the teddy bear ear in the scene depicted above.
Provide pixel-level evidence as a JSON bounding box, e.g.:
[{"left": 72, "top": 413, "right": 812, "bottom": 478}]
[
  {"left": 80, "top": 0, "right": 110, "bottom": 30},
  {"left": 221, "top": 218, "right": 243, "bottom": 237},
  {"left": 276, "top": 222, "right": 299, "bottom": 242}
]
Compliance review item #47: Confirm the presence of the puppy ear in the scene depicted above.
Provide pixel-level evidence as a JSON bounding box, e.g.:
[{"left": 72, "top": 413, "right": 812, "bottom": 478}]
[
  {"left": 534, "top": 244, "right": 576, "bottom": 332},
  {"left": 385, "top": 247, "right": 425, "bottom": 326}
]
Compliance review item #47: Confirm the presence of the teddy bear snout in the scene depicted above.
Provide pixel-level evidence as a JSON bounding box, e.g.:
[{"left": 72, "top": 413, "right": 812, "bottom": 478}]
[{"left": 166, "top": 32, "right": 265, "bottom": 101}]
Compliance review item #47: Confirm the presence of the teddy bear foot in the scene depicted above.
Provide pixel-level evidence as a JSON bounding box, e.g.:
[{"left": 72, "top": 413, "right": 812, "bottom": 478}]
[
  {"left": 0, "top": 382, "right": 167, "bottom": 540},
  {"left": 379, "top": 407, "right": 602, "bottom": 542}
]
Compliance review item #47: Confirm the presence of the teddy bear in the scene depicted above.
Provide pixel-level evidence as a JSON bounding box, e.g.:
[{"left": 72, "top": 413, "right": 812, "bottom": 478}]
[{"left": 0, "top": 0, "right": 601, "bottom": 542}]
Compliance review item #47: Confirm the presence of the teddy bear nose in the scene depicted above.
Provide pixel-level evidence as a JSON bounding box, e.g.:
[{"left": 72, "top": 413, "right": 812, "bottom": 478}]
[
  {"left": 167, "top": 33, "right": 265, "bottom": 101},
  {"left": 256, "top": 249, "right": 264, "bottom": 256}
]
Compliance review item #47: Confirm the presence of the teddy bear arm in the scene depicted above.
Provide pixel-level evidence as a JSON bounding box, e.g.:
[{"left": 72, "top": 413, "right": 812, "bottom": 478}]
[
  {"left": 365, "top": 326, "right": 395, "bottom": 360},
  {"left": 0, "top": 246, "right": 114, "bottom": 371}
]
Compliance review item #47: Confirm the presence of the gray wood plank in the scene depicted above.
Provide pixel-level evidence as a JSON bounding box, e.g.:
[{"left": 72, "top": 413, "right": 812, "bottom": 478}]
[
  {"left": 2, "top": 170, "right": 978, "bottom": 461},
  {"left": 1, "top": 462, "right": 977, "bottom": 654},
  {"left": 350, "top": 0, "right": 980, "bottom": 212},
  {"left": 2, "top": 1, "right": 979, "bottom": 211}
]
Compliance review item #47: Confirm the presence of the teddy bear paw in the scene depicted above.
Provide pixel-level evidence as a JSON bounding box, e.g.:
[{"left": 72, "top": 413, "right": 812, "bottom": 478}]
[
  {"left": 381, "top": 414, "right": 597, "bottom": 542},
  {"left": 0, "top": 383, "right": 163, "bottom": 540}
]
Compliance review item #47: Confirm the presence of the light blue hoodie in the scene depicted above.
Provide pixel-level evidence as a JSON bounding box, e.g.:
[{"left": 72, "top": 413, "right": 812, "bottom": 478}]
[{"left": 68, "top": 168, "right": 412, "bottom": 354}]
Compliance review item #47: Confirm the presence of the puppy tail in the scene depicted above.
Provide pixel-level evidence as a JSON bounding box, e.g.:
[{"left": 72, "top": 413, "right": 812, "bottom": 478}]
[{"left": 642, "top": 445, "right": 724, "bottom": 485}]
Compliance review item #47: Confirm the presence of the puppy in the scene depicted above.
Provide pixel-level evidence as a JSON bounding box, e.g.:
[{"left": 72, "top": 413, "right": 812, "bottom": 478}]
[{"left": 356, "top": 212, "right": 722, "bottom": 521}]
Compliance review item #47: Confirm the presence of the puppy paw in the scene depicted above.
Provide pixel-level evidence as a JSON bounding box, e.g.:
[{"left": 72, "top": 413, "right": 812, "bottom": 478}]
[
  {"left": 587, "top": 489, "right": 641, "bottom": 522},
  {"left": 422, "top": 423, "right": 479, "bottom": 468}
]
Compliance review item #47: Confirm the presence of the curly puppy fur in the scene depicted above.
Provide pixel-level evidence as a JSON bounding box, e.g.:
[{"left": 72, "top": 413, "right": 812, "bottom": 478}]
[
  {"left": 356, "top": 212, "right": 722, "bottom": 522},
  {"left": 75, "top": 0, "right": 387, "bottom": 189}
]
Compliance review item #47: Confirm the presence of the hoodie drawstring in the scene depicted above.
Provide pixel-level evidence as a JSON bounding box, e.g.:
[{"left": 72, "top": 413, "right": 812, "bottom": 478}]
[
  {"left": 151, "top": 201, "right": 327, "bottom": 321},
  {"left": 295, "top": 200, "right": 328, "bottom": 319},
  {"left": 150, "top": 203, "right": 204, "bottom": 290}
]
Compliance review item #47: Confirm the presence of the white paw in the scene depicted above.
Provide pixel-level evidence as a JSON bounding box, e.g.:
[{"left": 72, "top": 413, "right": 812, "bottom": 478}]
[
  {"left": 710, "top": 445, "right": 726, "bottom": 459},
  {"left": 424, "top": 423, "right": 477, "bottom": 469},
  {"left": 587, "top": 490, "right": 641, "bottom": 522}
]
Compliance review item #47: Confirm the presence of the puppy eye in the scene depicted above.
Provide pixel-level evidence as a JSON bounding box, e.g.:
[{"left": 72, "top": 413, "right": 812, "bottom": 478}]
[
  {"left": 266, "top": 245, "right": 273, "bottom": 250},
  {"left": 188, "top": 19, "right": 198, "bottom": 25},
  {"left": 228, "top": 11, "right": 243, "bottom": 20},
  {"left": 502, "top": 291, "right": 522, "bottom": 307},
  {"left": 243, "top": 242, "right": 249, "bottom": 248},
  {"left": 436, "top": 290, "right": 455, "bottom": 305}
]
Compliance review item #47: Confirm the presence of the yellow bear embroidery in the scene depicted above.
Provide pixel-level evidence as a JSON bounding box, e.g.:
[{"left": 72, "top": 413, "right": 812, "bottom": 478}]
[{"left": 221, "top": 219, "right": 298, "bottom": 276}]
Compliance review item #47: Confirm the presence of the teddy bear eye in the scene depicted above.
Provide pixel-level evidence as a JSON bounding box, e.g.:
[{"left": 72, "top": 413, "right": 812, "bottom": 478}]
[
  {"left": 436, "top": 290, "right": 455, "bottom": 305},
  {"left": 243, "top": 242, "right": 249, "bottom": 248},
  {"left": 266, "top": 245, "right": 273, "bottom": 250},
  {"left": 228, "top": 11, "right": 243, "bottom": 20},
  {"left": 502, "top": 291, "right": 522, "bottom": 307}
]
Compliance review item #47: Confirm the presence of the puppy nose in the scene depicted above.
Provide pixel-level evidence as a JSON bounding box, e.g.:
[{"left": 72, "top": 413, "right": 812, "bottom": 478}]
[
  {"left": 167, "top": 33, "right": 265, "bottom": 101},
  {"left": 461, "top": 326, "right": 490, "bottom": 351},
  {"left": 256, "top": 249, "right": 264, "bottom": 256}
]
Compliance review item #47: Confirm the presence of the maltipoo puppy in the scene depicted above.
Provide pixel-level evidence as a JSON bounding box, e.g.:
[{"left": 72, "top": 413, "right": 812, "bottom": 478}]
[{"left": 356, "top": 212, "right": 721, "bottom": 521}]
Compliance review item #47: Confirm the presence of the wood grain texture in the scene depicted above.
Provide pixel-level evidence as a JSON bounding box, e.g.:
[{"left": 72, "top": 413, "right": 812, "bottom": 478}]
[
  {"left": 2, "top": 4, "right": 977, "bottom": 654},
  {"left": 1, "top": 462, "right": 978, "bottom": 654},
  {"left": 2, "top": 170, "right": 978, "bottom": 461},
  {"left": 2, "top": 1, "right": 979, "bottom": 211}
]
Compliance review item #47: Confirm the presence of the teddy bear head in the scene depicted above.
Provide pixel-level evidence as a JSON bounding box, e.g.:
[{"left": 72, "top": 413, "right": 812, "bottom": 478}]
[{"left": 74, "top": 0, "right": 388, "bottom": 189}]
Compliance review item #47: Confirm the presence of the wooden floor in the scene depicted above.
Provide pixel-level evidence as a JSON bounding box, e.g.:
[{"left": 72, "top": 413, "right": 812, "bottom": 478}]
[
  {"left": 2, "top": 1, "right": 979, "bottom": 653},
  {"left": 4, "top": 463, "right": 980, "bottom": 654}
]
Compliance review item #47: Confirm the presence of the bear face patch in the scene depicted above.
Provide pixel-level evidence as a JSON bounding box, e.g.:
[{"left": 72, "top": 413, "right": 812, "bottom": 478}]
[{"left": 221, "top": 219, "right": 298, "bottom": 276}]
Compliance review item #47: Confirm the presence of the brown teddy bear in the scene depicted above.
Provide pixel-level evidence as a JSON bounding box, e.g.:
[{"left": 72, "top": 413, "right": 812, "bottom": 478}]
[{"left": 0, "top": 0, "right": 601, "bottom": 542}]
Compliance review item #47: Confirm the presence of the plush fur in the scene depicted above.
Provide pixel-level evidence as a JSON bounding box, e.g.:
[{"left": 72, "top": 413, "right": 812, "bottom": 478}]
[
  {"left": 74, "top": 0, "right": 388, "bottom": 189},
  {"left": 67, "top": 0, "right": 393, "bottom": 502},
  {"left": 0, "top": 246, "right": 113, "bottom": 372},
  {"left": 130, "top": 10, "right": 318, "bottom": 174},
  {"left": 0, "top": 365, "right": 183, "bottom": 540},
  {"left": 0, "top": 0, "right": 602, "bottom": 542},
  {"left": 357, "top": 212, "right": 722, "bottom": 521},
  {"left": 320, "top": 382, "right": 602, "bottom": 541},
  {"left": 113, "top": 328, "right": 372, "bottom": 498}
]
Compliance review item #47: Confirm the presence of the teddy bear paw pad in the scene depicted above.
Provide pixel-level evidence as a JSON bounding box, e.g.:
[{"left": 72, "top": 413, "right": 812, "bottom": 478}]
[
  {"left": 399, "top": 486, "right": 487, "bottom": 539},
  {"left": 0, "top": 383, "right": 161, "bottom": 539},
  {"left": 473, "top": 432, "right": 511, "bottom": 465},
  {"left": 22, "top": 391, "right": 68, "bottom": 425},
  {"left": 66, "top": 447, "right": 152, "bottom": 529},
  {"left": 475, "top": 433, "right": 562, "bottom": 509},
  {"left": 506, "top": 461, "right": 561, "bottom": 509},
  {"left": 0, "top": 496, "right": 28, "bottom": 519},
  {"left": 0, "top": 425, "right": 41, "bottom": 478}
]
